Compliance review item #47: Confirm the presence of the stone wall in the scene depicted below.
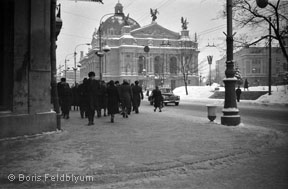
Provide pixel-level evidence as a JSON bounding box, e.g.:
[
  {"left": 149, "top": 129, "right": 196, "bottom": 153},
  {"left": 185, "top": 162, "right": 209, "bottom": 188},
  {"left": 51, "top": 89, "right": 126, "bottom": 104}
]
[{"left": 0, "top": 0, "right": 57, "bottom": 139}]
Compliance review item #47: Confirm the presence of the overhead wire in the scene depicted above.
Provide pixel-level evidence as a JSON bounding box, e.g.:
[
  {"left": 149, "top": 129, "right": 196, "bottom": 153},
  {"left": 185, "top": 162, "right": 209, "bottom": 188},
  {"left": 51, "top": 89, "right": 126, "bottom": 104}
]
[
  {"left": 60, "top": 32, "right": 92, "bottom": 40},
  {"left": 123, "top": 0, "right": 135, "bottom": 9},
  {"left": 62, "top": 10, "right": 98, "bottom": 22}
]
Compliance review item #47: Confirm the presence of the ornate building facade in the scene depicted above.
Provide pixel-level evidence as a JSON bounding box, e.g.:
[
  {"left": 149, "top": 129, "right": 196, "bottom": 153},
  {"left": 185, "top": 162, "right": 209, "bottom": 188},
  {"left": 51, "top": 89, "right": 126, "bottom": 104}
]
[
  {"left": 80, "top": 2, "right": 199, "bottom": 89},
  {"left": 215, "top": 46, "right": 288, "bottom": 86}
]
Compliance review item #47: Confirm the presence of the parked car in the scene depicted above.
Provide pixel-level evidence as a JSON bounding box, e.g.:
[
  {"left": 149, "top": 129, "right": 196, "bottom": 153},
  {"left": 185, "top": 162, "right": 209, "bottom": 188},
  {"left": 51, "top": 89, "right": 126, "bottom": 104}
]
[{"left": 148, "top": 87, "right": 180, "bottom": 106}]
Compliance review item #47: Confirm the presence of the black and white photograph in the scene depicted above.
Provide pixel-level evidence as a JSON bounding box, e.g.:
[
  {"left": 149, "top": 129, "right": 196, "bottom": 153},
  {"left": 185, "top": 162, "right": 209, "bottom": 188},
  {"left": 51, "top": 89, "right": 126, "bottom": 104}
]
[{"left": 0, "top": 0, "right": 288, "bottom": 188}]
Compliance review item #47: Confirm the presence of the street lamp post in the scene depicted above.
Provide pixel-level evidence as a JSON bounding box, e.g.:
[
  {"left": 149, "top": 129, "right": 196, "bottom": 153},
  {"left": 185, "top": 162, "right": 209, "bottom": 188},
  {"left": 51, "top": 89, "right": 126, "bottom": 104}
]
[
  {"left": 207, "top": 55, "right": 213, "bottom": 86},
  {"left": 74, "top": 43, "right": 90, "bottom": 85},
  {"left": 64, "top": 59, "right": 69, "bottom": 79},
  {"left": 220, "top": 0, "right": 241, "bottom": 126},
  {"left": 64, "top": 53, "right": 74, "bottom": 79},
  {"left": 96, "top": 13, "right": 114, "bottom": 81}
]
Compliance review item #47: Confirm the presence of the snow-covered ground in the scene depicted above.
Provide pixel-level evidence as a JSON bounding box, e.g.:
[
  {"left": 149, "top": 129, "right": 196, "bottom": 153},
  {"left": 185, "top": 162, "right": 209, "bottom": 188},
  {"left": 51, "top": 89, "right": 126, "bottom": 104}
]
[{"left": 173, "top": 84, "right": 288, "bottom": 105}]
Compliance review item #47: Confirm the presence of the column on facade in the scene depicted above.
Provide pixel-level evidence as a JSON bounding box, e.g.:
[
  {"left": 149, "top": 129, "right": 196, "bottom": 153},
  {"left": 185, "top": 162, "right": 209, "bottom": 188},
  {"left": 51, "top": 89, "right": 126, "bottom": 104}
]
[
  {"left": 178, "top": 54, "right": 181, "bottom": 75},
  {"left": 130, "top": 53, "right": 134, "bottom": 75},
  {"left": 146, "top": 53, "right": 150, "bottom": 73},
  {"left": 102, "top": 55, "right": 105, "bottom": 75},
  {"left": 163, "top": 53, "right": 167, "bottom": 74},
  {"left": 132, "top": 53, "right": 137, "bottom": 75},
  {"left": 121, "top": 52, "right": 125, "bottom": 75},
  {"left": 104, "top": 54, "right": 107, "bottom": 76},
  {"left": 150, "top": 53, "right": 153, "bottom": 74}
]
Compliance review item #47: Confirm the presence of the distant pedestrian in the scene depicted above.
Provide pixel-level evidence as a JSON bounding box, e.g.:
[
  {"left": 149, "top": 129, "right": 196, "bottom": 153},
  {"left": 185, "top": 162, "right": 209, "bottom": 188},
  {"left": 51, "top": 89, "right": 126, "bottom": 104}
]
[
  {"left": 115, "top": 81, "right": 122, "bottom": 114},
  {"left": 244, "top": 79, "right": 249, "bottom": 91},
  {"left": 57, "top": 78, "right": 72, "bottom": 119},
  {"left": 236, "top": 86, "right": 242, "bottom": 102},
  {"left": 152, "top": 86, "right": 163, "bottom": 112},
  {"left": 99, "top": 80, "right": 108, "bottom": 117},
  {"left": 132, "top": 80, "right": 144, "bottom": 114},
  {"left": 146, "top": 90, "right": 150, "bottom": 97},
  {"left": 119, "top": 79, "right": 133, "bottom": 118},
  {"left": 86, "top": 72, "right": 101, "bottom": 126},
  {"left": 78, "top": 78, "right": 88, "bottom": 118},
  {"left": 71, "top": 83, "right": 79, "bottom": 111},
  {"left": 106, "top": 80, "right": 120, "bottom": 123}
]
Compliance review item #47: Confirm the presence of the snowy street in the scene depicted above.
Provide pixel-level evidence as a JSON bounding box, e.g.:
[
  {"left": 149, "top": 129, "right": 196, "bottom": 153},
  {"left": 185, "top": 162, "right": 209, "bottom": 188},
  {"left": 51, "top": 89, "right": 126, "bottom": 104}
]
[{"left": 0, "top": 95, "right": 288, "bottom": 188}]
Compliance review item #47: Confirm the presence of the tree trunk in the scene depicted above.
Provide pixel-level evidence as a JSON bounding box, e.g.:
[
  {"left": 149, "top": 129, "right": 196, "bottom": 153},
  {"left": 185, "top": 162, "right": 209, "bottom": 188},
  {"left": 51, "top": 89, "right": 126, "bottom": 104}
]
[{"left": 184, "top": 81, "right": 188, "bottom": 95}]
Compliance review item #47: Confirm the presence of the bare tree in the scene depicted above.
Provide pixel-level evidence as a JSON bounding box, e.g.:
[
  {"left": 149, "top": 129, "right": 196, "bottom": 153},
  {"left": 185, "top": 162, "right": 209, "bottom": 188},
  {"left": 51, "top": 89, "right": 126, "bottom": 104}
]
[
  {"left": 179, "top": 47, "right": 196, "bottom": 95},
  {"left": 227, "top": 0, "right": 288, "bottom": 65}
]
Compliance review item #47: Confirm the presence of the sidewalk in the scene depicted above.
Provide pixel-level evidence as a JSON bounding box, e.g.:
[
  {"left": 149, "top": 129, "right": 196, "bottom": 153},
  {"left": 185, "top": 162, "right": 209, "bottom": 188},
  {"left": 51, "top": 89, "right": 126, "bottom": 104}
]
[
  {"left": 0, "top": 103, "right": 287, "bottom": 188},
  {"left": 179, "top": 97, "right": 288, "bottom": 110}
]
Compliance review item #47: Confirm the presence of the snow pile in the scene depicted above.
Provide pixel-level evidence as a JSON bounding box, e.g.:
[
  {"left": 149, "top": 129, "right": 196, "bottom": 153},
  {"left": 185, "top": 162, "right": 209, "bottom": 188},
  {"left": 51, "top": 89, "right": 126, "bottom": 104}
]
[
  {"left": 249, "top": 85, "right": 288, "bottom": 104},
  {"left": 256, "top": 91, "right": 288, "bottom": 104},
  {"left": 173, "top": 85, "right": 288, "bottom": 105},
  {"left": 173, "top": 84, "right": 219, "bottom": 99}
]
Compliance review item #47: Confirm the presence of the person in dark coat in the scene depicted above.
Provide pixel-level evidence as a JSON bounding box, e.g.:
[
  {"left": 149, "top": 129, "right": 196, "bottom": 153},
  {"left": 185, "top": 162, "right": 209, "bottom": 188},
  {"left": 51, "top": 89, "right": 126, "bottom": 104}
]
[
  {"left": 106, "top": 80, "right": 120, "bottom": 123},
  {"left": 115, "top": 80, "right": 122, "bottom": 114},
  {"left": 236, "top": 86, "right": 242, "bottom": 102},
  {"left": 132, "top": 80, "right": 144, "bottom": 114},
  {"left": 244, "top": 79, "right": 249, "bottom": 91},
  {"left": 86, "top": 72, "right": 101, "bottom": 125},
  {"left": 119, "top": 79, "right": 133, "bottom": 118},
  {"left": 78, "top": 78, "right": 88, "bottom": 118},
  {"left": 152, "top": 86, "right": 163, "bottom": 112},
  {"left": 98, "top": 80, "right": 108, "bottom": 117},
  {"left": 71, "top": 83, "right": 79, "bottom": 111},
  {"left": 57, "top": 78, "right": 72, "bottom": 119}
]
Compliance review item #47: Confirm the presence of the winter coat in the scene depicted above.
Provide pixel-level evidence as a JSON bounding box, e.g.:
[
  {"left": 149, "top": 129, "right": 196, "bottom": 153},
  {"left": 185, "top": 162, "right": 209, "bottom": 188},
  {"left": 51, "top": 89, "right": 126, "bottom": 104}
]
[
  {"left": 99, "top": 83, "right": 108, "bottom": 109},
  {"left": 244, "top": 79, "right": 249, "bottom": 89},
  {"left": 57, "top": 82, "right": 72, "bottom": 107},
  {"left": 132, "top": 85, "right": 143, "bottom": 108},
  {"left": 86, "top": 79, "right": 101, "bottom": 110},
  {"left": 78, "top": 82, "right": 88, "bottom": 109},
  {"left": 107, "top": 85, "right": 120, "bottom": 114},
  {"left": 236, "top": 88, "right": 242, "bottom": 96},
  {"left": 119, "top": 83, "right": 133, "bottom": 110},
  {"left": 152, "top": 89, "right": 163, "bottom": 108},
  {"left": 71, "top": 85, "right": 80, "bottom": 106}
]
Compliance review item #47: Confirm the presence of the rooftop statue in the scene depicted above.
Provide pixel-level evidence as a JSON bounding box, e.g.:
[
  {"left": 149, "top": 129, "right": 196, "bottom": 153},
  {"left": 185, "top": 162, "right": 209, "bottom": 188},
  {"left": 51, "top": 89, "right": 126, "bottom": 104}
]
[
  {"left": 123, "top": 13, "right": 130, "bottom": 26},
  {"left": 181, "top": 17, "right": 188, "bottom": 30},
  {"left": 150, "top": 8, "right": 159, "bottom": 22}
]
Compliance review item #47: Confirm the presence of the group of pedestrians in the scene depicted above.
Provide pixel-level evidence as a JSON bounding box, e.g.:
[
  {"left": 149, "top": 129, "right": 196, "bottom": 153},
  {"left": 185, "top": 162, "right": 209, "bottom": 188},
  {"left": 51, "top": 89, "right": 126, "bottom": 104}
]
[{"left": 57, "top": 71, "right": 145, "bottom": 125}]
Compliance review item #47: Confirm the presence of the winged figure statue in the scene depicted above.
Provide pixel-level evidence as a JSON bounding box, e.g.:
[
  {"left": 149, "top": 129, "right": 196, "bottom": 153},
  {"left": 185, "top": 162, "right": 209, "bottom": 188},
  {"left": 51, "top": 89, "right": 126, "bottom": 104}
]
[
  {"left": 150, "top": 8, "right": 159, "bottom": 22},
  {"left": 181, "top": 17, "right": 188, "bottom": 30}
]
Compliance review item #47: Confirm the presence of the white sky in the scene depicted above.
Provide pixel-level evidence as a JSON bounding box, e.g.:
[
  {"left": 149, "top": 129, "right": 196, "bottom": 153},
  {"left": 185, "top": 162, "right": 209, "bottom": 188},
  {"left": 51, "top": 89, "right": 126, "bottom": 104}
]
[{"left": 56, "top": 0, "right": 231, "bottom": 76}]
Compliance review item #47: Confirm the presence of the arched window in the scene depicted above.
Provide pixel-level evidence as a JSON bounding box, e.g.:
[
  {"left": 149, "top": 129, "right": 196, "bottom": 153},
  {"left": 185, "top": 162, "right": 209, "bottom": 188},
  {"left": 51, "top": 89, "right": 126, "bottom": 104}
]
[
  {"left": 138, "top": 56, "right": 145, "bottom": 74},
  {"left": 169, "top": 57, "right": 177, "bottom": 74},
  {"left": 154, "top": 56, "right": 163, "bottom": 74}
]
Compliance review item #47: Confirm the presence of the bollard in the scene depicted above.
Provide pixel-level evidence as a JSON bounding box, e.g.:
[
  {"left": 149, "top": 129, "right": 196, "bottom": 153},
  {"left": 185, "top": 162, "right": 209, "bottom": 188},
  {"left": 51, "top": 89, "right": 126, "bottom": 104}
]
[{"left": 206, "top": 105, "right": 217, "bottom": 122}]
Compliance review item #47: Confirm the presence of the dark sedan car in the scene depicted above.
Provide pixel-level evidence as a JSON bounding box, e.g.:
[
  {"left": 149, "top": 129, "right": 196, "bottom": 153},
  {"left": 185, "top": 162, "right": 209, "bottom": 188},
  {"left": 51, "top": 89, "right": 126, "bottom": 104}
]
[{"left": 148, "top": 87, "right": 180, "bottom": 106}]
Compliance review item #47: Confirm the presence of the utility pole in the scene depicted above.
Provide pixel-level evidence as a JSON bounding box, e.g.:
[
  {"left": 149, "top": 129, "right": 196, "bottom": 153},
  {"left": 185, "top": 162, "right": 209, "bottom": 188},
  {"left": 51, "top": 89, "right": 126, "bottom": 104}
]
[{"left": 268, "top": 16, "right": 272, "bottom": 95}]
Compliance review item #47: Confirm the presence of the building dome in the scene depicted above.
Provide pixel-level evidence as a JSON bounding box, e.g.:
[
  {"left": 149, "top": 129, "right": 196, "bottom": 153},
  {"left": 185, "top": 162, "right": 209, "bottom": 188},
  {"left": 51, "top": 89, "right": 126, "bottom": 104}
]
[{"left": 100, "top": 2, "right": 140, "bottom": 36}]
